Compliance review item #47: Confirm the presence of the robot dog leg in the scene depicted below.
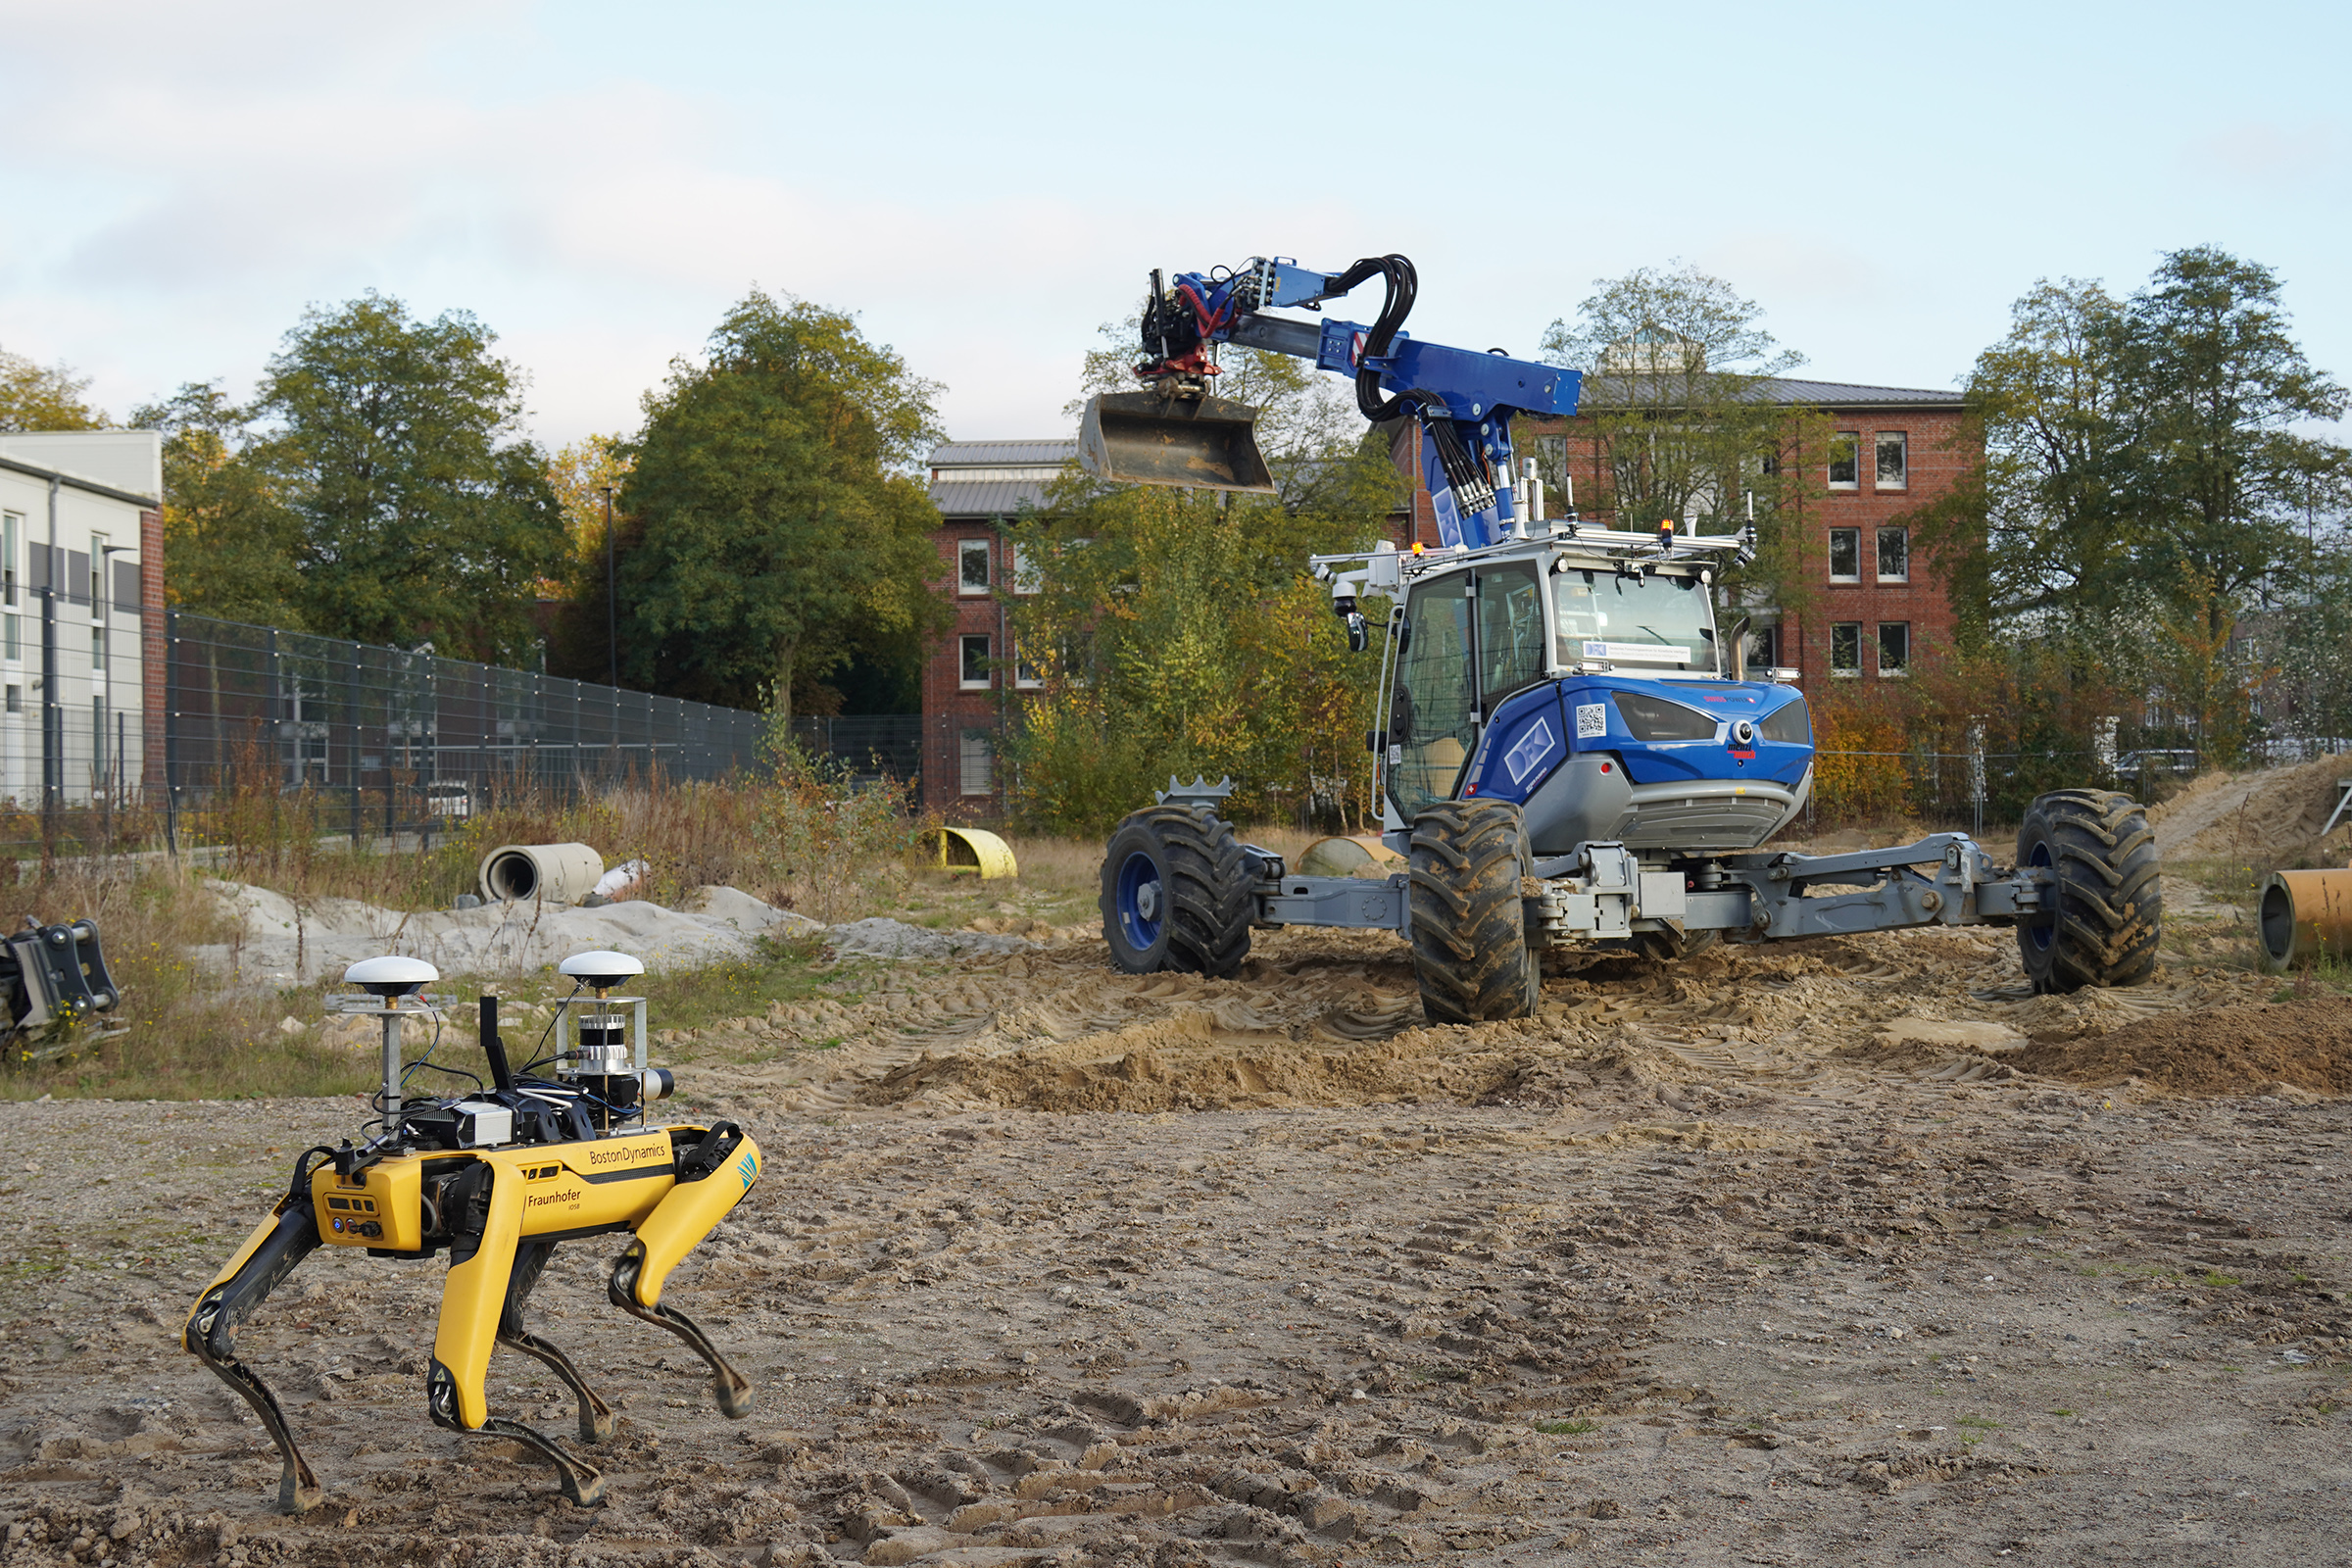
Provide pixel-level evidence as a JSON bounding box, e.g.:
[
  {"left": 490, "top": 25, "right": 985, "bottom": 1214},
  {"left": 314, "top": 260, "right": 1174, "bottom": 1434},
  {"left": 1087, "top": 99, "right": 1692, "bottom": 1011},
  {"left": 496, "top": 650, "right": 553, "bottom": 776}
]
[
  {"left": 425, "top": 1163, "right": 607, "bottom": 1507},
  {"left": 607, "top": 1123, "right": 760, "bottom": 1419},
  {"left": 498, "top": 1241, "right": 616, "bottom": 1444},
  {"left": 183, "top": 1193, "right": 326, "bottom": 1514}
]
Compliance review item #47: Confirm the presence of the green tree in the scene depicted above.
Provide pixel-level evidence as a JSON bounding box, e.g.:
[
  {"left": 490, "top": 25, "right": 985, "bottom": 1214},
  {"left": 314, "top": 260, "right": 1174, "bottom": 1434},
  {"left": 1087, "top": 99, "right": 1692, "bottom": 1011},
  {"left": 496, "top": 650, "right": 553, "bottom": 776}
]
[
  {"left": 2123, "top": 246, "right": 2349, "bottom": 643},
  {"left": 1537, "top": 263, "right": 1831, "bottom": 631},
  {"left": 255, "top": 292, "right": 564, "bottom": 663},
  {"left": 130, "top": 382, "right": 306, "bottom": 627},
  {"left": 0, "top": 346, "right": 107, "bottom": 431},
  {"left": 620, "top": 289, "right": 948, "bottom": 715},
  {"left": 1900, "top": 279, "right": 2141, "bottom": 652}
]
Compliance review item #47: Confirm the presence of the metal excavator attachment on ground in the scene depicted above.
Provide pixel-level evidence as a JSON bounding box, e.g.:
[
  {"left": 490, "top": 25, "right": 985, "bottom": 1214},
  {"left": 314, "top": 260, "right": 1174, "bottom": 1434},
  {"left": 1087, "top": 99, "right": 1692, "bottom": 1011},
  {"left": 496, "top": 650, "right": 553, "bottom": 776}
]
[{"left": 183, "top": 951, "right": 760, "bottom": 1513}]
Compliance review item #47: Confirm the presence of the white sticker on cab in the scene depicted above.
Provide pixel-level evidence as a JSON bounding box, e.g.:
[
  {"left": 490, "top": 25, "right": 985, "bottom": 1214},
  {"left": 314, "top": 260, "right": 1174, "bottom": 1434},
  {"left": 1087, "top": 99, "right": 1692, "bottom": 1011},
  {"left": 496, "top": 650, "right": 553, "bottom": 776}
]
[{"left": 1575, "top": 702, "right": 1607, "bottom": 740}]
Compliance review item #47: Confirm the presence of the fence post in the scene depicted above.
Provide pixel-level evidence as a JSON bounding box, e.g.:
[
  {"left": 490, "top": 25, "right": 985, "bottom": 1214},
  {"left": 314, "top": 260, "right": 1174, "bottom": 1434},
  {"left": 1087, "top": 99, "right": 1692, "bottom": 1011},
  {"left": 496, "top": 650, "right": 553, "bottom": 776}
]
[
  {"left": 163, "top": 608, "right": 178, "bottom": 860},
  {"left": 1967, "top": 718, "right": 1986, "bottom": 840},
  {"left": 348, "top": 641, "right": 363, "bottom": 847}
]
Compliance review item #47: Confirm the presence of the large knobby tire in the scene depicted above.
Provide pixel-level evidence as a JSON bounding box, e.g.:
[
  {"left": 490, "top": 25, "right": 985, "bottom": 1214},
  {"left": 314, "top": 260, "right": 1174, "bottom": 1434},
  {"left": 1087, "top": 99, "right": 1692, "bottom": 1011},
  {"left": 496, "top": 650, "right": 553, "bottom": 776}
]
[
  {"left": 1407, "top": 800, "right": 1540, "bottom": 1025},
  {"left": 2016, "top": 789, "right": 2162, "bottom": 994},
  {"left": 1100, "top": 806, "right": 1252, "bottom": 978}
]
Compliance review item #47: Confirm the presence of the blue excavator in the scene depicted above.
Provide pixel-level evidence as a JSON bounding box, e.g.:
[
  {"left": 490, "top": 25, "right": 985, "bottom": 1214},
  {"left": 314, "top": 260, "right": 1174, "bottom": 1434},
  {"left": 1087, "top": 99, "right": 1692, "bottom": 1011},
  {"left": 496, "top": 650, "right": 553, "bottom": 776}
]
[{"left": 1080, "top": 253, "right": 2161, "bottom": 1022}]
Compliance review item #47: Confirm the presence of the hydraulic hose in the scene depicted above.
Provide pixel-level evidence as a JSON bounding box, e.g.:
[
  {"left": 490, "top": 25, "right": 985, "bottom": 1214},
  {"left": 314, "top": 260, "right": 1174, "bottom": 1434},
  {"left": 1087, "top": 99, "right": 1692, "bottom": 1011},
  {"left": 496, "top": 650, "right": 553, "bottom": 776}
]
[{"left": 1333, "top": 254, "right": 1495, "bottom": 514}]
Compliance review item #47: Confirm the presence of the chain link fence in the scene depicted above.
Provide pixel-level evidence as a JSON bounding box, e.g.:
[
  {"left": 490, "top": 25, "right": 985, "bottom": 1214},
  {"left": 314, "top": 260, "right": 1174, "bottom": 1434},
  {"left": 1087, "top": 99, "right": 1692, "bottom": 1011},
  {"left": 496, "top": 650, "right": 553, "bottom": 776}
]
[{"left": 150, "top": 613, "right": 774, "bottom": 854}]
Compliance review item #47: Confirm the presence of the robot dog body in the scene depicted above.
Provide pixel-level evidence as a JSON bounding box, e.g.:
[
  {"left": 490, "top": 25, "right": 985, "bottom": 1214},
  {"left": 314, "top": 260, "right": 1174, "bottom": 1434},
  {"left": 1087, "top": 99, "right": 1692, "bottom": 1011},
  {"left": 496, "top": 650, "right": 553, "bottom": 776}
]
[{"left": 184, "top": 966, "right": 760, "bottom": 1513}]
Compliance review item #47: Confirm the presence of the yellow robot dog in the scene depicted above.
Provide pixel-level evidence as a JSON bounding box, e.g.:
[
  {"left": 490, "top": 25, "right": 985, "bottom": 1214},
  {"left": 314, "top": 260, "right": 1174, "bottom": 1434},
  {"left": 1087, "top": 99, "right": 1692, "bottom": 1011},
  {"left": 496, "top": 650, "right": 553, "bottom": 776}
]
[{"left": 184, "top": 950, "right": 761, "bottom": 1512}]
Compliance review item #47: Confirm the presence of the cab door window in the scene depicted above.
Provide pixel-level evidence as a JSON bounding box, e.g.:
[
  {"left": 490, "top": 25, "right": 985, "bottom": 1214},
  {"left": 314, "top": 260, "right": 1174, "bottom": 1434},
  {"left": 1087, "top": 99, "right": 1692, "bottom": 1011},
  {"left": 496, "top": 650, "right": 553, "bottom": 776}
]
[{"left": 1388, "top": 571, "right": 1473, "bottom": 818}]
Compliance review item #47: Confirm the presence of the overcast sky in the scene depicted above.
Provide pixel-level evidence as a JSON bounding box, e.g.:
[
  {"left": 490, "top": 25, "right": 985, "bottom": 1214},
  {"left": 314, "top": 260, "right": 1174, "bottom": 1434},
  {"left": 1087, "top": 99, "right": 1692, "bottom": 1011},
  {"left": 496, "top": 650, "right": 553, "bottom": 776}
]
[{"left": 5, "top": 1, "right": 2347, "bottom": 452}]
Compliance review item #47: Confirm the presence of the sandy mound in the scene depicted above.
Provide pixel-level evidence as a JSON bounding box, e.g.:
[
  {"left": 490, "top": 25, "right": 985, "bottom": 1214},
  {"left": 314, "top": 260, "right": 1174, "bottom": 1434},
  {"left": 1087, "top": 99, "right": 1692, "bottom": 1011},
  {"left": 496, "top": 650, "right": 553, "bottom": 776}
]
[
  {"left": 2014, "top": 998, "right": 2352, "bottom": 1095},
  {"left": 861, "top": 1013, "right": 1691, "bottom": 1113},
  {"left": 193, "top": 880, "right": 820, "bottom": 981},
  {"left": 2149, "top": 756, "right": 2352, "bottom": 861}
]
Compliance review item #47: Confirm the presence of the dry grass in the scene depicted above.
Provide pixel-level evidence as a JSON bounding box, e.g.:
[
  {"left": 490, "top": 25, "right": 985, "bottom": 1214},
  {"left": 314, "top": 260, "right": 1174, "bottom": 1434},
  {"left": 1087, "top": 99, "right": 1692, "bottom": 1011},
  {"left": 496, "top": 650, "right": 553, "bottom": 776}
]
[
  {"left": 0, "top": 801, "right": 1337, "bottom": 1102},
  {"left": 0, "top": 859, "right": 375, "bottom": 1102}
]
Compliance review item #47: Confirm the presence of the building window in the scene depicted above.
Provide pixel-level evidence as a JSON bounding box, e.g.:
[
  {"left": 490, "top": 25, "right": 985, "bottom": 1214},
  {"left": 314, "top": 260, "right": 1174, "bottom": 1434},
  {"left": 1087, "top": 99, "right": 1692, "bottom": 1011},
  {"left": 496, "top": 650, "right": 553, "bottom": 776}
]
[
  {"left": 1828, "top": 431, "right": 1860, "bottom": 489},
  {"left": 91, "top": 626, "right": 105, "bottom": 683},
  {"left": 1828, "top": 528, "right": 1861, "bottom": 582},
  {"left": 959, "top": 730, "right": 994, "bottom": 796},
  {"left": 5, "top": 685, "right": 19, "bottom": 714},
  {"left": 1010, "top": 541, "right": 1041, "bottom": 595},
  {"left": 1830, "top": 622, "right": 1862, "bottom": 676},
  {"left": 1, "top": 513, "right": 16, "bottom": 608},
  {"left": 88, "top": 533, "right": 106, "bottom": 607},
  {"left": 1746, "top": 624, "right": 1778, "bottom": 669},
  {"left": 1012, "top": 641, "right": 1042, "bottom": 688},
  {"left": 4, "top": 614, "right": 16, "bottom": 662},
  {"left": 959, "top": 633, "right": 992, "bottom": 689},
  {"left": 1879, "top": 621, "right": 1911, "bottom": 675},
  {"left": 1876, "top": 526, "right": 1909, "bottom": 582},
  {"left": 957, "top": 537, "right": 991, "bottom": 595},
  {"left": 1875, "top": 432, "right": 1907, "bottom": 489}
]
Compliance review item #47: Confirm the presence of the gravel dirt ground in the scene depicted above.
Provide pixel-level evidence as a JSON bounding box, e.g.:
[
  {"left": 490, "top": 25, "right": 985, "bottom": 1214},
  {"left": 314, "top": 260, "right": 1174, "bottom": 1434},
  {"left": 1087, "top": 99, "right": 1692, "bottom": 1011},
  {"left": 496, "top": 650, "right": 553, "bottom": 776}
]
[{"left": 5, "top": 907, "right": 2349, "bottom": 1568}]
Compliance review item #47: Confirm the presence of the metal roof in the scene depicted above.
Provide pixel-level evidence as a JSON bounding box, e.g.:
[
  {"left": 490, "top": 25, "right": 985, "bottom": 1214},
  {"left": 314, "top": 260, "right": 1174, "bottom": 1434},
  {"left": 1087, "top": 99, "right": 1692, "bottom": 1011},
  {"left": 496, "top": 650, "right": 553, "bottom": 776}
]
[
  {"left": 930, "top": 438, "right": 1079, "bottom": 468},
  {"left": 930, "top": 476, "right": 1054, "bottom": 517},
  {"left": 1578, "top": 373, "right": 1965, "bottom": 413}
]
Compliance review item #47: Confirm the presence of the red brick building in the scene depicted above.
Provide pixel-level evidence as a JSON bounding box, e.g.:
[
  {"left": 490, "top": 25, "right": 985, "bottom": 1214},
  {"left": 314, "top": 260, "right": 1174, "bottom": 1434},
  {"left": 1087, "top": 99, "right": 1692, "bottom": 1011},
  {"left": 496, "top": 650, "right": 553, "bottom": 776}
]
[
  {"left": 917, "top": 440, "right": 1072, "bottom": 818},
  {"left": 1491, "top": 379, "right": 1975, "bottom": 684}
]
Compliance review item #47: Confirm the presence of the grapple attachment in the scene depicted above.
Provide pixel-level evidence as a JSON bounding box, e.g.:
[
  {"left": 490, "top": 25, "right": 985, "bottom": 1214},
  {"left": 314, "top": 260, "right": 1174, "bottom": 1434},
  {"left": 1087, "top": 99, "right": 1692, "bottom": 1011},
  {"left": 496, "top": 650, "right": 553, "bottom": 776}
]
[{"left": 1078, "top": 391, "right": 1275, "bottom": 493}]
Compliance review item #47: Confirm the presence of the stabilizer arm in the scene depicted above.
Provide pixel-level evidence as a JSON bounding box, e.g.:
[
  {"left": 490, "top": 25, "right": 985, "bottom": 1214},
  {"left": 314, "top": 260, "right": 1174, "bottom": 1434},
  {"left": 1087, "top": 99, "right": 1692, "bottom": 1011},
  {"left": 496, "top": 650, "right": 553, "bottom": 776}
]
[
  {"left": 183, "top": 1199, "right": 325, "bottom": 1514},
  {"left": 609, "top": 1123, "right": 760, "bottom": 1418}
]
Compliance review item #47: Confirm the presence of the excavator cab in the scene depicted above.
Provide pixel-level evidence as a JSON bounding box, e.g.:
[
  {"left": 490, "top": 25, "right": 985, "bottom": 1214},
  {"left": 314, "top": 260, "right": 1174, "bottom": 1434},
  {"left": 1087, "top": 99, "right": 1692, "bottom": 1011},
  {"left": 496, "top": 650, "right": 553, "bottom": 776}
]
[{"left": 1077, "top": 391, "right": 1275, "bottom": 493}]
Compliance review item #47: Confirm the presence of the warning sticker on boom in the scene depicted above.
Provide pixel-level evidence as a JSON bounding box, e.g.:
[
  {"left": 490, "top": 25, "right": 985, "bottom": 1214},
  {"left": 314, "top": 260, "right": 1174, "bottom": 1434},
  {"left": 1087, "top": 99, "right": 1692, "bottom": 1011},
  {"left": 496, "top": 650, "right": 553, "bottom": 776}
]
[{"left": 1575, "top": 702, "right": 1607, "bottom": 740}]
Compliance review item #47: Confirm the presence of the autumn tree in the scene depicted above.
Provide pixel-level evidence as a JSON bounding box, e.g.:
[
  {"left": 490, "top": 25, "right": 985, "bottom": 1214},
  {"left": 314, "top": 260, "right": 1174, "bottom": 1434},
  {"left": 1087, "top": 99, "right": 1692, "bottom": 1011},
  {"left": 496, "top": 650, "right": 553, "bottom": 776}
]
[
  {"left": 619, "top": 290, "right": 948, "bottom": 715},
  {"left": 1008, "top": 324, "right": 1404, "bottom": 832},
  {"left": 0, "top": 346, "right": 107, "bottom": 431}
]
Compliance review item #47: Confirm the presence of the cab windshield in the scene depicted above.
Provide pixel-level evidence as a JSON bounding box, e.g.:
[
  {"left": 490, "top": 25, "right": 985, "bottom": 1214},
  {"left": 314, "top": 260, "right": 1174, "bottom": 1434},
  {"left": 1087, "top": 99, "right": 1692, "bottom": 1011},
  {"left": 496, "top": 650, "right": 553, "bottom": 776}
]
[{"left": 1552, "top": 569, "right": 1716, "bottom": 671}]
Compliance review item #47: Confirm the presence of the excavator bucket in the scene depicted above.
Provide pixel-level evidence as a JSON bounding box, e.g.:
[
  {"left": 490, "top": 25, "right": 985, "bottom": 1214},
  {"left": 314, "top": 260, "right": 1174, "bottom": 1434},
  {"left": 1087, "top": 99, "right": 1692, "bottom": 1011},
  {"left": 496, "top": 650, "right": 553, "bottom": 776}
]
[{"left": 1077, "top": 391, "right": 1275, "bottom": 493}]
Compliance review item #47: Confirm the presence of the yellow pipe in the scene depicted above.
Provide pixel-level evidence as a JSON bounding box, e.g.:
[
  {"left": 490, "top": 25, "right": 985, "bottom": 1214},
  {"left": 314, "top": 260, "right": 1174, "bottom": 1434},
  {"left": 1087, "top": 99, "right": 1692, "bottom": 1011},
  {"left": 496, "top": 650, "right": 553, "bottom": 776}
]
[{"left": 2258, "top": 867, "right": 2352, "bottom": 971}]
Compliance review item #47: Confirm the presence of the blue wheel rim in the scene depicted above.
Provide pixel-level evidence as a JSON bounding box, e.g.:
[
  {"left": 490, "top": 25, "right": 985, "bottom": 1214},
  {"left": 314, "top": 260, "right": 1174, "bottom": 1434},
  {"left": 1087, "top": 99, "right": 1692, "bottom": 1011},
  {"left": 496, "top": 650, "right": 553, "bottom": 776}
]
[
  {"left": 2026, "top": 841, "right": 2054, "bottom": 952},
  {"left": 1116, "top": 849, "right": 1164, "bottom": 953}
]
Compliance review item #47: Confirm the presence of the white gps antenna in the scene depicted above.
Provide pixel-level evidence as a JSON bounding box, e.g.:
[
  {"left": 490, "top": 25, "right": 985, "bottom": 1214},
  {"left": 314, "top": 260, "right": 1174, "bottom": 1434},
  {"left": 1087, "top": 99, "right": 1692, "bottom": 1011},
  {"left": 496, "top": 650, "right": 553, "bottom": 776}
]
[
  {"left": 559, "top": 950, "right": 645, "bottom": 992},
  {"left": 342, "top": 956, "right": 440, "bottom": 1123}
]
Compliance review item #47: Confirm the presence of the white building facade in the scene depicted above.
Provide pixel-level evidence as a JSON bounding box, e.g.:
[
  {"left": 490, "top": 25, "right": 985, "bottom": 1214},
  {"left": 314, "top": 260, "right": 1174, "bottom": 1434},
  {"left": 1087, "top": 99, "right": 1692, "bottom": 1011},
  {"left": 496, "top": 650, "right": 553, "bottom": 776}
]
[{"left": 0, "top": 432, "right": 161, "bottom": 807}]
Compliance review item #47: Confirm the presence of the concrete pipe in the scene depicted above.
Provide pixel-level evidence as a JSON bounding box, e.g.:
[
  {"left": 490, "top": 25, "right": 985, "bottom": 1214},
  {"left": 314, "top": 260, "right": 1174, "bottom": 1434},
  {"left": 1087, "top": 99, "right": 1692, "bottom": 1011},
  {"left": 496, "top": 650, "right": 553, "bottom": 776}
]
[
  {"left": 2256, "top": 867, "right": 2352, "bottom": 971},
  {"left": 478, "top": 843, "right": 606, "bottom": 906}
]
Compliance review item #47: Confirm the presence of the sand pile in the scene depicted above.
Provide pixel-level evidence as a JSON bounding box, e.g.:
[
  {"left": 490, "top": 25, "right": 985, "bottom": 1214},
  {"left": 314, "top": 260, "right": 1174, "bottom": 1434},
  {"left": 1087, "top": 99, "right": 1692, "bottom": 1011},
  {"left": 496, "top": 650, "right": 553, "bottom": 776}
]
[
  {"left": 2015, "top": 998, "right": 2352, "bottom": 1095},
  {"left": 2149, "top": 755, "right": 2352, "bottom": 861},
  {"left": 193, "top": 880, "right": 820, "bottom": 981},
  {"left": 860, "top": 1013, "right": 1698, "bottom": 1113}
]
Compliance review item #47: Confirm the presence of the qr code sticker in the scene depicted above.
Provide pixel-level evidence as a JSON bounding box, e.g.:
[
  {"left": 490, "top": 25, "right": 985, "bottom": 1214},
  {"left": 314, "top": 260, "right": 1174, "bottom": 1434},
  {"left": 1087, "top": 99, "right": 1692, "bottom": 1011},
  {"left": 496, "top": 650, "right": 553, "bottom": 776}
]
[{"left": 1575, "top": 702, "right": 1606, "bottom": 740}]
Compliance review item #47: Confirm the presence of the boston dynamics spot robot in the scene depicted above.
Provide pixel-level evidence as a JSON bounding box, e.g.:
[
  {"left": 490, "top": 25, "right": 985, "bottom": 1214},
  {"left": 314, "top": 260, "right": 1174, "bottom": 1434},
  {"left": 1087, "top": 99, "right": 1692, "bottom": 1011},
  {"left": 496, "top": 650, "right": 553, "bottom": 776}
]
[{"left": 183, "top": 951, "right": 762, "bottom": 1511}]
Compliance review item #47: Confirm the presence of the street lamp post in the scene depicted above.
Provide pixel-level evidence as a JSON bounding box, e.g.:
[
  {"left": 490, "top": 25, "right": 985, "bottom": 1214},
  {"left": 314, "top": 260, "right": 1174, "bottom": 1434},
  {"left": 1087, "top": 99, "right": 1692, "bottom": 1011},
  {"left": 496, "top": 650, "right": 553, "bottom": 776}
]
[{"left": 600, "top": 483, "right": 617, "bottom": 688}]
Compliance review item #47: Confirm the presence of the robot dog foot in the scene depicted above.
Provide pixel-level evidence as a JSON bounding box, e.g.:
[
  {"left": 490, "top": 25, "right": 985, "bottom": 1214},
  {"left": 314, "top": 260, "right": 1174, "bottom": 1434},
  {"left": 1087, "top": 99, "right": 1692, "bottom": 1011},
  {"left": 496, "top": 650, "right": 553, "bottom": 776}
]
[
  {"left": 609, "top": 1241, "right": 753, "bottom": 1419},
  {"left": 477, "top": 1418, "right": 606, "bottom": 1507},
  {"left": 184, "top": 1201, "right": 327, "bottom": 1514},
  {"left": 429, "top": 1362, "right": 606, "bottom": 1506}
]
